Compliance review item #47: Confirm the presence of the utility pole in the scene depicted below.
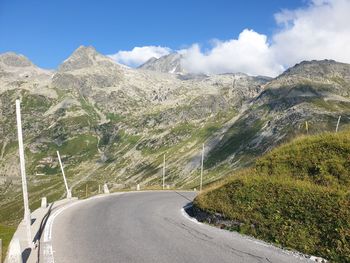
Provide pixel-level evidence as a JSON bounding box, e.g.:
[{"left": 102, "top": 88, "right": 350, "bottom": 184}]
[
  {"left": 16, "top": 99, "right": 32, "bottom": 247},
  {"left": 57, "top": 150, "right": 71, "bottom": 198},
  {"left": 200, "top": 143, "right": 204, "bottom": 192},
  {"left": 336, "top": 115, "right": 341, "bottom": 133},
  {"left": 162, "top": 154, "right": 165, "bottom": 190}
]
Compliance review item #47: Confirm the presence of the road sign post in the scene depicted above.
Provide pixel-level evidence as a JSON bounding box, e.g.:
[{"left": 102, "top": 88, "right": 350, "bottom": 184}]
[
  {"left": 57, "top": 150, "right": 71, "bottom": 198},
  {"left": 16, "top": 99, "right": 32, "bottom": 247}
]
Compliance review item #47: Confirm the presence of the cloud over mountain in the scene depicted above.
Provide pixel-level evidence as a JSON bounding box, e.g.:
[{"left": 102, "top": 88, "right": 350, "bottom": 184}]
[
  {"left": 108, "top": 46, "right": 171, "bottom": 68},
  {"left": 272, "top": 0, "right": 350, "bottom": 67},
  {"left": 181, "top": 29, "right": 282, "bottom": 77},
  {"left": 109, "top": 0, "right": 350, "bottom": 77}
]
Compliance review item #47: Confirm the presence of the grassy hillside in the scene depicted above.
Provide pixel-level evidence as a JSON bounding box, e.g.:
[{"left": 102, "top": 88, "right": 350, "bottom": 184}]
[{"left": 194, "top": 130, "right": 350, "bottom": 262}]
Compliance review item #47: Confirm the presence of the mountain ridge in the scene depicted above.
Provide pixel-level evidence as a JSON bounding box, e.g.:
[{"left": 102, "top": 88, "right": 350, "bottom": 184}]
[{"left": 0, "top": 47, "right": 349, "bottom": 232}]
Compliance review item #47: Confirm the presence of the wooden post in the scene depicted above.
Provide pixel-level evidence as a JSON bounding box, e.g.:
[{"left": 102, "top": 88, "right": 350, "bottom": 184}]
[{"left": 16, "top": 99, "right": 32, "bottom": 247}]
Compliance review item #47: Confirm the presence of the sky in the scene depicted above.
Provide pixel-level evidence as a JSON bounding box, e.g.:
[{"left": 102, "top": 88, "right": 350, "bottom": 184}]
[{"left": 1, "top": 0, "right": 350, "bottom": 76}]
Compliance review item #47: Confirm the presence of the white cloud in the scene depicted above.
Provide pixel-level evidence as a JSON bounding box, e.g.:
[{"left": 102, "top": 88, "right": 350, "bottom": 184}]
[
  {"left": 109, "top": 46, "right": 171, "bottom": 67},
  {"left": 109, "top": 0, "right": 350, "bottom": 77},
  {"left": 181, "top": 29, "right": 283, "bottom": 77},
  {"left": 272, "top": 0, "right": 350, "bottom": 67}
]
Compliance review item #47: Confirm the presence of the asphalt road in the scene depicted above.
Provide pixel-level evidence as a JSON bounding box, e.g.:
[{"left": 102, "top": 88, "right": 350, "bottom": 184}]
[{"left": 50, "top": 191, "right": 311, "bottom": 263}]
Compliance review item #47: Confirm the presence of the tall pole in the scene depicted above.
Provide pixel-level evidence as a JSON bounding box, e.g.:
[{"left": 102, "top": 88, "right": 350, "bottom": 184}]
[
  {"left": 336, "top": 115, "right": 341, "bottom": 133},
  {"left": 162, "top": 154, "right": 165, "bottom": 190},
  {"left": 305, "top": 121, "right": 309, "bottom": 134},
  {"left": 57, "top": 150, "right": 70, "bottom": 198},
  {"left": 16, "top": 99, "right": 32, "bottom": 247},
  {"left": 200, "top": 143, "right": 204, "bottom": 191}
]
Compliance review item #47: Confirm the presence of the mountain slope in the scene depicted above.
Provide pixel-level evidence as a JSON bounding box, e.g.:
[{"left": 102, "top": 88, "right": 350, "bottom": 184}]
[
  {"left": 138, "top": 53, "right": 185, "bottom": 74},
  {"left": 0, "top": 47, "right": 266, "bottom": 199},
  {"left": 0, "top": 47, "right": 350, "bottom": 236},
  {"left": 205, "top": 60, "right": 350, "bottom": 173}
]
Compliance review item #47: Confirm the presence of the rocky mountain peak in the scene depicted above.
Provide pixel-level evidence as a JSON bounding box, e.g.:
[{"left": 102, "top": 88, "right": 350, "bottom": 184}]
[
  {"left": 138, "top": 53, "right": 185, "bottom": 74},
  {"left": 58, "top": 45, "right": 116, "bottom": 72},
  {"left": 0, "top": 52, "right": 34, "bottom": 67},
  {"left": 278, "top": 59, "right": 350, "bottom": 79}
]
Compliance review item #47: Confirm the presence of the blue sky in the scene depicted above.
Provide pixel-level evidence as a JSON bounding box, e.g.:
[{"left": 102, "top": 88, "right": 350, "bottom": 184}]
[{"left": 0, "top": 0, "right": 303, "bottom": 69}]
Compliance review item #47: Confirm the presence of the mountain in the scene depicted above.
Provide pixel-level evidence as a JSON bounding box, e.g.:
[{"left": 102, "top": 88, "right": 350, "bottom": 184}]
[
  {"left": 205, "top": 60, "right": 350, "bottom": 169},
  {"left": 138, "top": 53, "right": 185, "bottom": 74},
  {"left": 0, "top": 46, "right": 349, "bottom": 229}
]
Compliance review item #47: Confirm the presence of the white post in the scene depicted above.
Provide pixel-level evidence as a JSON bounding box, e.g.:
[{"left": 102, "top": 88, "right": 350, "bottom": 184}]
[
  {"left": 305, "top": 121, "right": 309, "bottom": 134},
  {"left": 57, "top": 151, "right": 70, "bottom": 198},
  {"left": 137, "top": 184, "right": 140, "bottom": 191},
  {"left": 103, "top": 183, "right": 110, "bottom": 194},
  {"left": 41, "top": 197, "right": 47, "bottom": 209},
  {"left": 200, "top": 143, "right": 204, "bottom": 191},
  {"left": 162, "top": 154, "right": 165, "bottom": 190},
  {"left": 98, "top": 184, "right": 101, "bottom": 194},
  {"left": 336, "top": 115, "right": 341, "bottom": 133},
  {"left": 15, "top": 99, "right": 32, "bottom": 247}
]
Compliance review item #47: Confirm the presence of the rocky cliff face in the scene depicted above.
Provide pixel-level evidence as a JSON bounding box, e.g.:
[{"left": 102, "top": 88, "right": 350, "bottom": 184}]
[
  {"left": 0, "top": 47, "right": 349, "bottom": 211},
  {"left": 138, "top": 53, "right": 185, "bottom": 74}
]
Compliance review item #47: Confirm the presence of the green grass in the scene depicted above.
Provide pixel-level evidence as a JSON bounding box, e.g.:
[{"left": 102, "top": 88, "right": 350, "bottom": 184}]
[
  {"left": 0, "top": 224, "right": 16, "bottom": 262},
  {"left": 59, "top": 134, "right": 98, "bottom": 159},
  {"left": 0, "top": 176, "right": 65, "bottom": 261},
  {"left": 106, "top": 112, "right": 124, "bottom": 122},
  {"left": 205, "top": 117, "right": 265, "bottom": 168},
  {"left": 255, "top": 131, "right": 350, "bottom": 188},
  {"left": 195, "top": 130, "right": 350, "bottom": 262},
  {"left": 21, "top": 94, "right": 52, "bottom": 113}
]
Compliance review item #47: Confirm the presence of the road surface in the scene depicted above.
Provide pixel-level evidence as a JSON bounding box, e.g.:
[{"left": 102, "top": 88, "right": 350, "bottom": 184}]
[{"left": 48, "top": 191, "right": 311, "bottom": 263}]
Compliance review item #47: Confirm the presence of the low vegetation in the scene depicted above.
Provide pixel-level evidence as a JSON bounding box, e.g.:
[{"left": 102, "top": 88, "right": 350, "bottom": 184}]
[
  {"left": 0, "top": 224, "right": 16, "bottom": 262},
  {"left": 194, "top": 130, "right": 350, "bottom": 262}
]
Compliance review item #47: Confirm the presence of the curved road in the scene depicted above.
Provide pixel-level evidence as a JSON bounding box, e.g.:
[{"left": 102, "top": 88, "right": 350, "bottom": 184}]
[{"left": 48, "top": 191, "right": 311, "bottom": 263}]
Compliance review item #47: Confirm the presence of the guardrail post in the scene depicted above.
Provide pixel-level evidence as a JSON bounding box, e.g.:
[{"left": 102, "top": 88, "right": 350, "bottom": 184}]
[
  {"left": 41, "top": 197, "right": 47, "bottom": 208},
  {"left": 7, "top": 238, "right": 22, "bottom": 263},
  {"left": 103, "top": 183, "right": 110, "bottom": 194}
]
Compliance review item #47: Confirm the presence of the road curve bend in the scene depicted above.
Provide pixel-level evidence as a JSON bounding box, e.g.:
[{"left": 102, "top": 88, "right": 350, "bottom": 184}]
[{"left": 47, "top": 191, "right": 311, "bottom": 263}]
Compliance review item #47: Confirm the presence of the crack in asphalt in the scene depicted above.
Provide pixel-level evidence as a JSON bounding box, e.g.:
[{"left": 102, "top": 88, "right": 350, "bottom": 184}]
[{"left": 163, "top": 216, "right": 271, "bottom": 262}]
